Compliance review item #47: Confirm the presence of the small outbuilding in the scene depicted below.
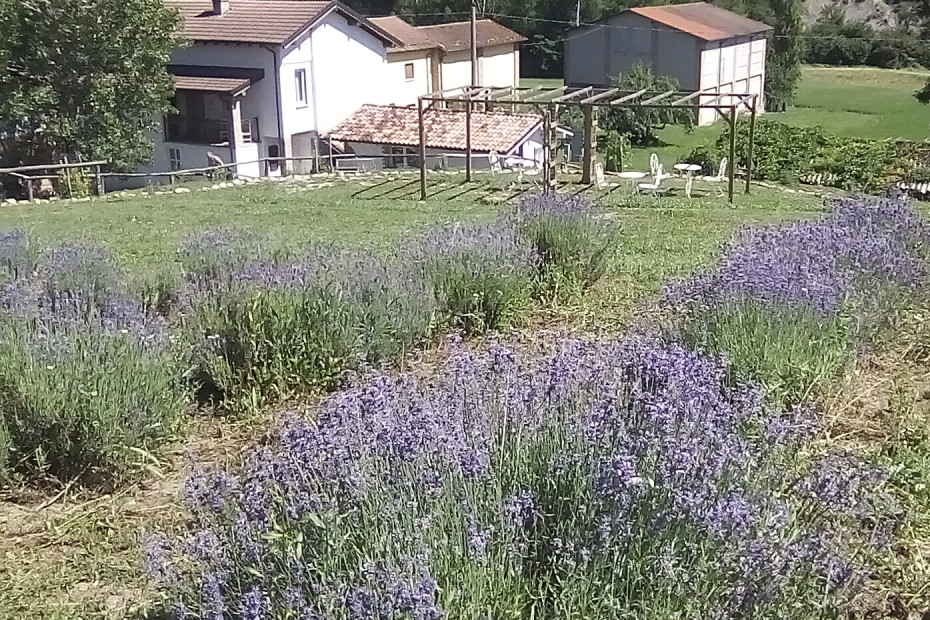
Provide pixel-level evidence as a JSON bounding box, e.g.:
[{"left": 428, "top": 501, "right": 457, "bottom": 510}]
[
  {"left": 564, "top": 2, "right": 772, "bottom": 125},
  {"left": 326, "top": 104, "right": 570, "bottom": 170}
]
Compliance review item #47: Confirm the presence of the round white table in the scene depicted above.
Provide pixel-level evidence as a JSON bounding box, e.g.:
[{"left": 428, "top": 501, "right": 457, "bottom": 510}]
[
  {"left": 673, "top": 163, "right": 702, "bottom": 176},
  {"left": 617, "top": 170, "right": 647, "bottom": 192}
]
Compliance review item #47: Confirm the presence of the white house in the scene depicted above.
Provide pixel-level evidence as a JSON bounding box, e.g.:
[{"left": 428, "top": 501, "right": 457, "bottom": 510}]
[
  {"left": 325, "top": 104, "right": 569, "bottom": 170},
  {"left": 564, "top": 2, "right": 771, "bottom": 125},
  {"left": 370, "top": 16, "right": 525, "bottom": 96},
  {"left": 129, "top": 0, "right": 525, "bottom": 184}
]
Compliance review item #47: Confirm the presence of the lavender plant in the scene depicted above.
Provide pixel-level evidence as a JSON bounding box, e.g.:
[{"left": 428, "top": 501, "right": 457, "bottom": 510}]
[
  {"left": 0, "top": 239, "right": 184, "bottom": 484},
  {"left": 515, "top": 193, "right": 620, "bottom": 298},
  {"left": 182, "top": 235, "right": 435, "bottom": 412},
  {"left": 148, "top": 338, "right": 889, "bottom": 619},
  {"left": 664, "top": 193, "right": 930, "bottom": 404},
  {"left": 413, "top": 221, "right": 536, "bottom": 333}
]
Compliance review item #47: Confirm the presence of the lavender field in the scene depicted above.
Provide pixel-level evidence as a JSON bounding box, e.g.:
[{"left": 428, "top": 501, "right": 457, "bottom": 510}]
[{"left": 1, "top": 189, "right": 928, "bottom": 619}]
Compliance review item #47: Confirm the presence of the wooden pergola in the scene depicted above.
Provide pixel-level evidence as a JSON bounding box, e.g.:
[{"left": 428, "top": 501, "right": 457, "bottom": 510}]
[{"left": 416, "top": 85, "right": 759, "bottom": 203}]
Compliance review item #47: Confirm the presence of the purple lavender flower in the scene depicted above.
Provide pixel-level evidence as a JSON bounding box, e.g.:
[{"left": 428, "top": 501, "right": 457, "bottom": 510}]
[{"left": 240, "top": 585, "right": 269, "bottom": 620}]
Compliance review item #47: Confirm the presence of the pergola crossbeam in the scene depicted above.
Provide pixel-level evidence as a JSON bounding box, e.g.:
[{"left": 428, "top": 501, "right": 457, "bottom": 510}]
[
  {"left": 608, "top": 88, "right": 648, "bottom": 105},
  {"left": 522, "top": 86, "right": 568, "bottom": 102},
  {"left": 670, "top": 90, "right": 705, "bottom": 105},
  {"left": 486, "top": 86, "right": 517, "bottom": 100},
  {"left": 640, "top": 90, "right": 677, "bottom": 105},
  {"left": 580, "top": 87, "right": 620, "bottom": 104},
  {"left": 552, "top": 86, "right": 594, "bottom": 102}
]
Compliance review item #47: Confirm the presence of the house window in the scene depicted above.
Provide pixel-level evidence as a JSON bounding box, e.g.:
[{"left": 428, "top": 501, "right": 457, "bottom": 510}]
[
  {"left": 719, "top": 56, "right": 728, "bottom": 84},
  {"left": 404, "top": 63, "right": 415, "bottom": 81},
  {"left": 168, "top": 148, "right": 182, "bottom": 171},
  {"left": 383, "top": 145, "right": 418, "bottom": 168},
  {"left": 295, "top": 69, "right": 308, "bottom": 107}
]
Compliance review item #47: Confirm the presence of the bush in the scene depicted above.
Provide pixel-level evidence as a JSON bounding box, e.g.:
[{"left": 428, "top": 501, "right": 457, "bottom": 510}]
[
  {"left": 0, "top": 240, "right": 184, "bottom": 485},
  {"left": 147, "top": 338, "right": 890, "bottom": 619},
  {"left": 415, "top": 221, "right": 536, "bottom": 334},
  {"left": 701, "top": 118, "right": 910, "bottom": 191},
  {"left": 515, "top": 193, "right": 619, "bottom": 298},
  {"left": 183, "top": 239, "right": 435, "bottom": 412},
  {"left": 664, "top": 194, "right": 930, "bottom": 404}
]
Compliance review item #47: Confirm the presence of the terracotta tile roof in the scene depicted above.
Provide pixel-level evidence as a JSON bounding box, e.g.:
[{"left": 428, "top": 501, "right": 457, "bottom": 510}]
[
  {"left": 165, "top": 0, "right": 400, "bottom": 46},
  {"left": 327, "top": 104, "right": 541, "bottom": 153},
  {"left": 370, "top": 17, "right": 526, "bottom": 53},
  {"left": 173, "top": 75, "right": 252, "bottom": 94},
  {"left": 629, "top": 2, "right": 771, "bottom": 41},
  {"left": 370, "top": 16, "right": 436, "bottom": 53},
  {"left": 415, "top": 19, "right": 527, "bottom": 52}
]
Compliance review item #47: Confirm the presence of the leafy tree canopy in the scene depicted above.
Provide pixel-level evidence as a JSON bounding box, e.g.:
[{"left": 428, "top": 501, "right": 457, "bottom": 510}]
[{"left": 0, "top": 0, "right": 180, "bottom": 170}]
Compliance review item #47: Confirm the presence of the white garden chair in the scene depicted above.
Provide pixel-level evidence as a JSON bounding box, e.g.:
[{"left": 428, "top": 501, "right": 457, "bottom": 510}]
[
  {"left": 638, "top": 163, "right": 667, "bottom": 197},
  {"left": 488, "top": 150, "right": 503, "bottom": 174},
  {"left": 703, "top": 157, "right": 728, "bottom": 197},
  {"left": 649, "top": 153, "right": 660, "bottom": 177}
]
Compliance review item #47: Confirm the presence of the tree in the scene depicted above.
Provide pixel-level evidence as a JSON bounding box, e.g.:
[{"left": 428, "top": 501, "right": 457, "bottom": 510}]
[
  {"left": 0, "top": 0, "right": 180, "bottom": 170},
  {"left": 599, "top": 63, "right": 692, "bottom": 147}
]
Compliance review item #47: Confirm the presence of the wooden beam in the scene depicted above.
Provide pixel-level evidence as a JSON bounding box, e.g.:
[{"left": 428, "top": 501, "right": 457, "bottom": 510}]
[
  {"left": 745, "top": 95, "right": 757, "bottom": 195},
  {"left": 670, "top": 90, "right": 704, "bottom": 105},
  {"left": 728, "top": 106, "right": 736, "bottom": 204},
  {"left": 486, "top": 86, "right": 516, "bottom": 100},
  {"left": 580, "top": 87, "right": 620, "bottom": 104},
  {"left": 509, "top": 85, "right": 545, "bottom": 101},
  {"left": 418, "top": 97, "right": 427, "bottom": 200},
  {"left": 466, "top": 99, "right": 473, "bottom": 183},
  {"left": 640, "top": 90, "right": 676, "bottom": 105},
  {"left": 552, "top": 86, "right": 594, "bottom": 102},
  {"left": 522, "top": 86, "right": 568, "bottom": 102},
  {"left": 608, "top": 88, "right": 648, "bottom": 105}
]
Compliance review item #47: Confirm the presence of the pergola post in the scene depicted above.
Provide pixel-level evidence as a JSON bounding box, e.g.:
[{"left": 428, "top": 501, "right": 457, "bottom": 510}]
[
  {"left": 465, "top": 96, "right": 473, "bottom": 182},
  {"left": 745, "top": 96, "right": 757, "bottom": 194},
  {"left": 547, "top": 103, "right": 558, "bottom": 192},
  {"left": 727, "top": 106, "right": 737, "bottom": 204},
  {"left": 418, "top": 97, "right": 427, "bottom": 200},
  {"left": 581, "top": 104, "right": 598, "bottom": 185}
]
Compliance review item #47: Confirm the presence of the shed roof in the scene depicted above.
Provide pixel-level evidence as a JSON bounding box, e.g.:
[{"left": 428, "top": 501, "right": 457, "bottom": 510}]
[
  {"left": 370, "top": 16, "right": 526, "bottom": 53},
  {"left": 327, "top": 104, "right": 541, "bottom": 153},
  {"left": 628, "top": 2, "right": 772, "bottom": 41},
  {"left": 165, "top": 0, "right": 401, "bottom": 46}
]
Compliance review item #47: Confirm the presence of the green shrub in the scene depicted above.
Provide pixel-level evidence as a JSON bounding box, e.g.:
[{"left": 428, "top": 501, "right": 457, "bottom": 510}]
[
  {"left": 675, "top": 303, "right": 853, "bottom": 406},
  {"left": 417, "top": 224, "right": 535, "bottom": 334},
  {"left": 516, "top": 194, "right": 620, "bottom": 299},
  {"left": 0, "top": 325, "right": 184, "bottom": 485},
  {"left": 54, "top": 167, "right": 92, "bottom": 199},
  {"left": 184, "top": 249, "right": 436, "bottom": 412}
]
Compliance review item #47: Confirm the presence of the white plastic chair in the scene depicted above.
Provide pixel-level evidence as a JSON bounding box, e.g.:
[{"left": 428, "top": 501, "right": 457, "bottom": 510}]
[
  {"left": 489, "top": 150, "right": 502, "bottom": 174},
  {"left": 685, "top": 173, "right": 694, "bottom": 199},
  {"left": 638, "top": 164, "right": 667, "bottom": 197},
  {"left": 649, "top": 153, "right": 659, "bottom": 177},
  {"left": 702, "top": 157, "right": 728, "bottom": 197}
]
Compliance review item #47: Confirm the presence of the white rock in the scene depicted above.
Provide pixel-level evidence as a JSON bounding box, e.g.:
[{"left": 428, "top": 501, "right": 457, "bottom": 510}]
[
  {"left": 232, "top": 179, "right": 245, "bottom": 186},
  {"left": 174, "top": 187, "right": 191, "bottom": 194},
  {"left": 218, "top": 182, "right": 229, "bottom": 189},
  {"left": 4, "top": 198, "right": 17, "bottom": 205},
  {"left": 211, "top": 184, "right": 221, "bottom": 190}
]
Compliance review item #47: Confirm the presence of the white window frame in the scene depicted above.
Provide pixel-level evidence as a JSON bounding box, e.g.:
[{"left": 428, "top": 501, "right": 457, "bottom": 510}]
[
  {"left": 295, "top": 68, "right": 308, "bottom": 107},
  {"left": 168, "top": 147, "right": 182, "bottom": 171},
  {"left": 404, "top": 62, "right": 415, "bottom": 81}
]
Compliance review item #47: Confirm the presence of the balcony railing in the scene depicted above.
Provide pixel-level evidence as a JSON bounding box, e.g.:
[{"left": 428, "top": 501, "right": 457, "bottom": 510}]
[{"left": 164, "top": 115, "right": 258, "bottom": 145}]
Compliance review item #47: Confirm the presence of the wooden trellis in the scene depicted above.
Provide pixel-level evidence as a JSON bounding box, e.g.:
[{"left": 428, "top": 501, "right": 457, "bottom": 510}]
[{"left": 417, "top": 85, "right": 759, "bottom": 203}]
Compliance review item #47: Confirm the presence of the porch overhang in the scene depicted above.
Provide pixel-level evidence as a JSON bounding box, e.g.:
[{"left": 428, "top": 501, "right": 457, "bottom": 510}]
[{"left": 168, "top": 64, "right": 265, "bottom": 97}]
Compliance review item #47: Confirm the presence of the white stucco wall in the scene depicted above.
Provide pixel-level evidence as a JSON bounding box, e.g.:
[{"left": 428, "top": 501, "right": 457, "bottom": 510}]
[
  {"left": 479, "top": 44, "right": 519, "bottom": 88},
  {"left": 285, "top": 12, "right": 390, "bottom": 138},
  {"left": 441, "top": 50, "right": 474, "bottom": 92},
  {"left": 384, "top": 51, "right": 433, "bottom": 105}
]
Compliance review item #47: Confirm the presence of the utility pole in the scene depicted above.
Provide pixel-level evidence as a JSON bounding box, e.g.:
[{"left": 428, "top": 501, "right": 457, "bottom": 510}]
[
  {"left": 470, "top": 2, "right": 478, "bottom": 87},
  {"left": 576, "top": 0, "right": 581, "bottom": 26}
]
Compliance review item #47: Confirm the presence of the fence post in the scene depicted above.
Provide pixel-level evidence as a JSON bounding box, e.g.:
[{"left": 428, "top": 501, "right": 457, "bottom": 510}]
[
  {"left": 27, "top": 178, "right": 34, "bottom": 202},
  {"left": 94, "top": 165, "right": 104, "bottom": 197}
]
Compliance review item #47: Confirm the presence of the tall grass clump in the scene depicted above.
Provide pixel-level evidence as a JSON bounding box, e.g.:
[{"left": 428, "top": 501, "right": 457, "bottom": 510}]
[
  {"left": 147, "top": 339, "right": 894, "bottom": 619},
  {"left": 414, "top": 221, "right": 536, "bottom": 333},
  {"left": 182, "top": 231, "right": 435, "bottom": 412},
  {"left": 515, "top": 193, "right": 620, "bottom": 298},
  {"left": 0, "top": 238, "right": 184, "bottom": 486},
  {"left": 664, "top": 193, "right": 930, "bottom": 405}
]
